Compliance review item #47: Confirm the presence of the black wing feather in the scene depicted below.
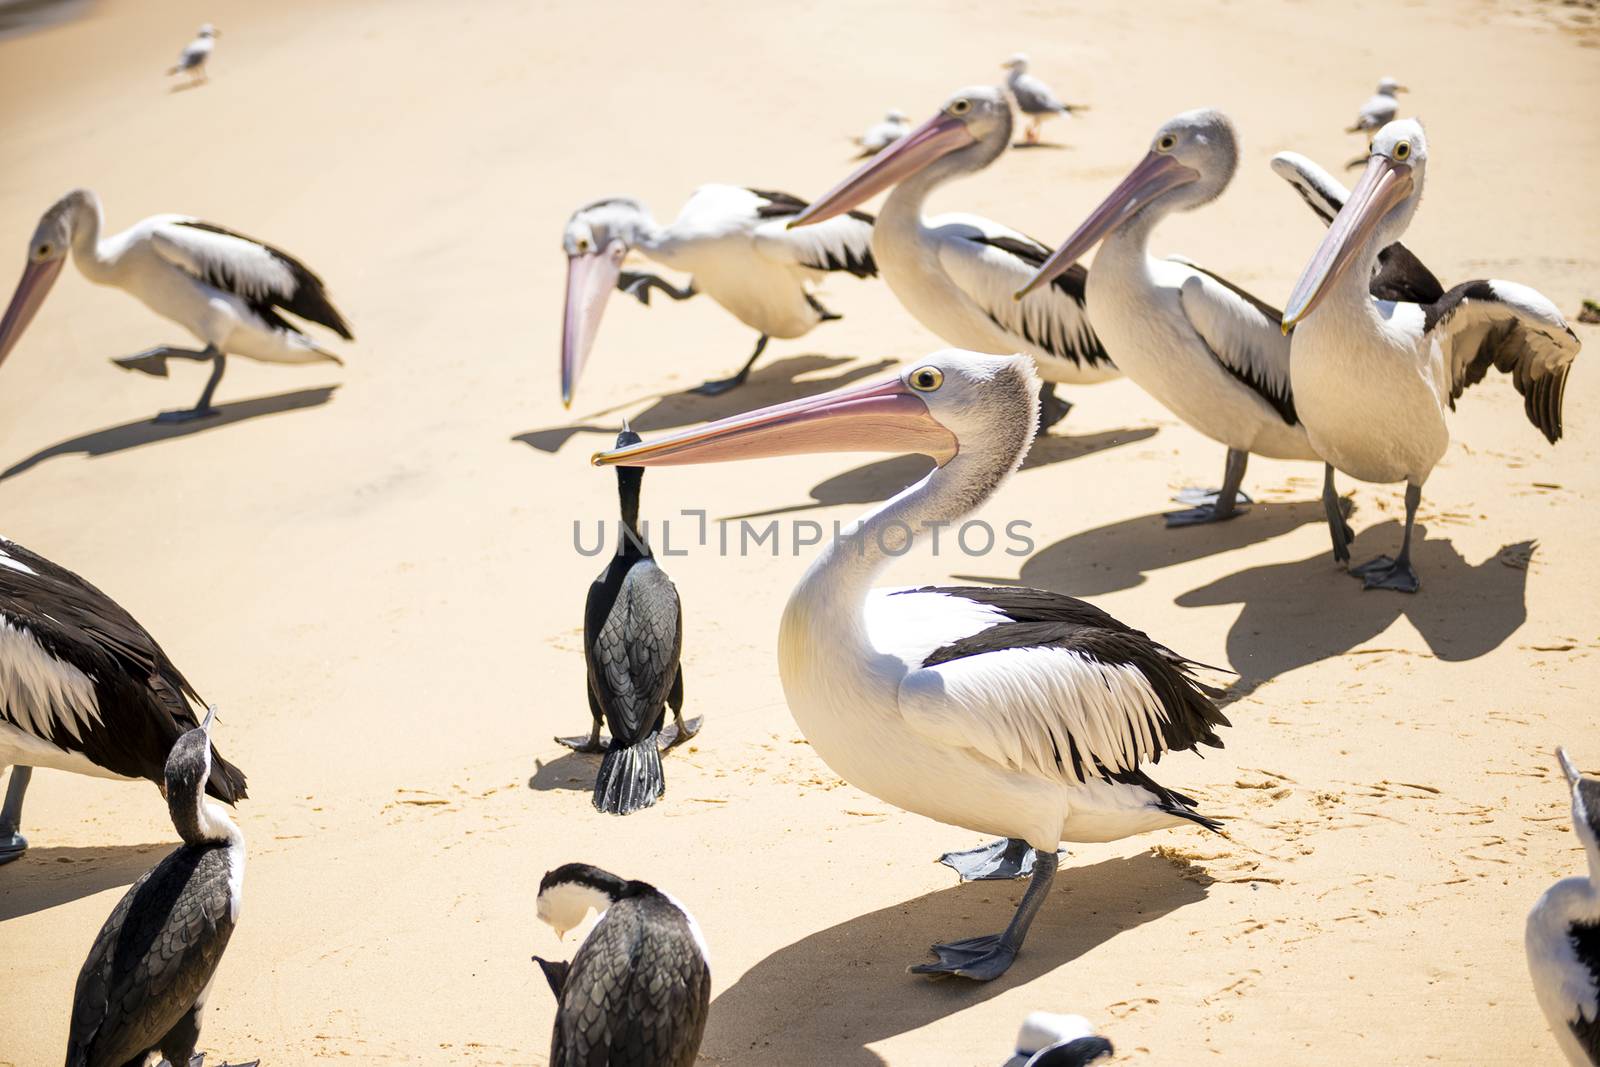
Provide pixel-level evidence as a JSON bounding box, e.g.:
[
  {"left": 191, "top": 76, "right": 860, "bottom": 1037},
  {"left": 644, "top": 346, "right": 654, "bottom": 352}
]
[
  {"left": 746, "top": 188, "right": 877, "bottom": 278},
  {"left": 584, "top": 558, "right": 683, "bottom": 747},
  {"left": 172, "top": 220, "right": 354, "bottom": 339},
  {"left": 1569, "top": 920, "right": 1600, "bottom": 1060},
  {"left": 966, "top": 234, "right": 1114, "bottom": 370}
]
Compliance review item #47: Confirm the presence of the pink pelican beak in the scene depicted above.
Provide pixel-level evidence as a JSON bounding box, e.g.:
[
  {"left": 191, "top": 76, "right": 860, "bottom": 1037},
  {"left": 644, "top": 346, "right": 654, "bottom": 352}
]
[
  {"left": 787, "top": 111, "right": 977, "bottom": 229},
  {"left": 1282, "top": 153, "right": 1413, "bottom": 331},
  {"left": 591, "top": 373, "right": 959, "bottom": 468},
  {"left": 560, "top": 240, "right": 625, "bottom": 408},
  {"left": 1014, "top": 151, "right": 1199, "bottom": 300},
  {"left": 0, "top": 257, "right": 65, "bottom": 370}
]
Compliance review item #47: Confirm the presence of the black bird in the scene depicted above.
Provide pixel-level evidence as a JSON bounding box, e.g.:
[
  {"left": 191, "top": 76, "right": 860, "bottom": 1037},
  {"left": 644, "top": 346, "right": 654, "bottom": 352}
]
[
  {"left": 0, "top": 536, "right": 246, "bottom": 865},
  {"left": 65, "top": 706, "right": 256, "bottom": 1067},
  {"left": 533, "top": 862, "right": 710, "bottom": 1067},
  {"left": 556, "top": 429, "right": 696, "bottom": 815}
]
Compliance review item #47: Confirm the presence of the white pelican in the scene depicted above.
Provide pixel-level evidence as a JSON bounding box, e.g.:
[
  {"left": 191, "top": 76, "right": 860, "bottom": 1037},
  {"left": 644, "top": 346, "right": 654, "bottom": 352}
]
[
  {"left": 0, "top": 536, "right": 246, "bottom": 864},
  {"left": 0, "top": 189, "right": 351, "bottom": 423},
  {"left": 1282, "top": 120, "right": 1581, "bottom": 592},
  {"left": 1528, "top": 748, "right": 1600, "bottom": 1066},
  {"left": 789, "top": 86, "right": 1116, "bottom": 430},
  {"left": 857, "top": 109, "right": 911, "bottom": 157},
  {"left": 1001, "top": 54, "right": 1086, "bottom": 146},
  {"left": 595, "top": 350, "right": 1229, "bottom": 981},
  {"left": 168, "top": 24, "right": 219, "bottom": 85},
  {"left": 560, "top": 187, "right": 877, "bottom": 407},
  {"left": 1347, "top": 77, "right": 1406, "bottom": 135},
  {"left": 65, "top": 707, "right": 253, "bottom": 1067},
  {"left": 1014, "top": 109, "right": 1444, "bottom": 531}
]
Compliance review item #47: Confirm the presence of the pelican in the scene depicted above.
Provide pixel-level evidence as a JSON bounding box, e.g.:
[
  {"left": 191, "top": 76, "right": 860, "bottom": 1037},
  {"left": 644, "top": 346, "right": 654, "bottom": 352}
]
[
  {"left": 560, "top": 187, "right": 876, "bottom": 406},
  {"left": 65, "top": 707, "right": 256, "bottom": 1067},
  {"left": 0, "top": 189, "right": 351, "bottom": 422},
  {"left": 168, "top": 24, "right": 218, "bottom": 85},
  {"left": 1003, "top": 1013, "right": 1114, "bottom": 1067},
  {"left": 596, "top": 351, "right": 1229, "bottom": 981},
  {"left": 0, "top": 536, "right": 246, "bottom": 864},
  {"left": 857, "top": 109, "right": 911, "bottom": 157},
  {"left": 1282, "top": 120, "right": 1581, "bottom": 592},
  {"left": 533, "top": 862, "right": 710, "bottom": 1067},
  {"left": 1347, "top": 77, "right": 1406, "bottom": 135},
  {"left": 789, "top": 86, "right": 1116, "bottom": 431},
  {"left": 1001, "top": 54, "right": 1086, "bottom": 146},
  {"left": 1014, "top": 109, "right": 1442, "bottom": 530},
  {"left": 1528, "top": 748, "right": 1600, "bottom": 1066}
]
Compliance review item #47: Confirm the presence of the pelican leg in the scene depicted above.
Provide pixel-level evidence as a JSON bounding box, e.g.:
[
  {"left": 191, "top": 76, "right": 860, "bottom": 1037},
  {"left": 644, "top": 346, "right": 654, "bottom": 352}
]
[
  {"left": 556, "top": 689, "right": 607, "bottom": 754},
  {"left": 691, "top": 334, "right": 768, "bottom": 396},
  {"left": 1350, "top": 483, "right": 1421, "bottom": 593},
  {"left": 913, "top": 848, "right": 1057, "bottom": 981},
  {"left": 1036, "top": 383, "right": 1073, "bottom": 434},
  {"left": 939, "top": 837, "right": 1059, "bottom": 881},
  {"left": 659, "top": 665, "right": 701, "bottom": 752},
  {"left": 1166, "top": 449, "right": 1251, "bottom": 526},
  {"left": 617, "top": 271, "right": 697, "bottom": 307},
  {"left": 112, "top": 343, "right": 215, "bottom": 378},
  {"left": 0, "top": 765, "right": 30, "bottom": 865},
  {"left": 153, "top": 347, "right": 226, "bottom": 423},
  {"left": 1322, "top": 463, "right": 1354, "bottom": 565}
]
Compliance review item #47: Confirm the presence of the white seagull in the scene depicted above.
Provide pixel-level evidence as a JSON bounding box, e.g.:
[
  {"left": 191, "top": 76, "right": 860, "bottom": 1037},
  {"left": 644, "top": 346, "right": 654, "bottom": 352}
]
[
  {"left": 596, "top": 350, "right": 1229, "bottom": 981},
  {"left": 857, "top": 109, "right": 911, "bottom": 157},
  {"left": 1528, "top": 748, "right": 1600, "bottom": 1066},
  {"left": 1347, "top": 76, "right": 1407, "bottom": 135},
  {"left": 168, "top": 24, "right": 219, "bottom": 85},
  {"left": 560, "top": 186, "right": 877, "bottom": 407},
  {"left": 1282, "top": 120, "right": 1581, "bottom": 592},
  {"left": 1001, "top": 54, "right": 1086, "bottom": 145},
  {"left": 0, "top": 189, "right": 351, "bottom": 422},
  {"left": 789, "top": 86, "right": 1116, "bottom": 431},
  {"left": 0, "top": 536, "right": 246, "bottom": 864}
]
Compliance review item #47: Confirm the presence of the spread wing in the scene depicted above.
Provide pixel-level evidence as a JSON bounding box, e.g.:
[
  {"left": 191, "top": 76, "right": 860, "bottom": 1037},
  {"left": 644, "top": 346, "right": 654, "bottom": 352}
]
[
  {"left": 748, "top": 188, "right": 877, "bottom": 278},
  {"left": 150, "top": 219, "right": 353, "bottom": 338},
  {"left": 1424, "top": 280, "right": 1580, "bottom": 443},
  {"left": 1170, "top": 258, "right": 1297, "bottom": 425}
]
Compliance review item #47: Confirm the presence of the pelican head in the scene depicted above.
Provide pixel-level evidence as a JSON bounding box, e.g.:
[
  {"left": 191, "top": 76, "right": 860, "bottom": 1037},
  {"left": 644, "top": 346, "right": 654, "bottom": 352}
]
[
  {"left": 1283, "top": 119, "right": 1427, "bottom": 330},
  {"left": 1016, "top": 108, "right": 1237, "bottom": 300},
  {"left": 560, "top": 197, "right": 652, "bottom": 407},
  {"left": 0, "top": 190, "right": 99, "bottom": 370},
  {"left": 1002, "top": 52, "right": 1029, "bottom": 72},
  {"left": 790, "top": 86, "right": 1011, "bottom": 229},
  {"left": 1377, "top": 76, "right": 1406, "bottom": 95},
  {"left": 593, "top": 350, "right": 1041, "bottom": 472},
  {"left": 536, "top": 863, "right": 624, "bottom": 941}
]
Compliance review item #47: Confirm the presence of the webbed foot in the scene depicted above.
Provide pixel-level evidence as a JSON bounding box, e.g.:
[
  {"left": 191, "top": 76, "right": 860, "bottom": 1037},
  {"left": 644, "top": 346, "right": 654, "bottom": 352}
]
[
  {"left": 1350, "top": 555, "right": 1420, "bottom": 593},
  {"left": 909, "top": 933, "right": 1017, "bottom": 981}
]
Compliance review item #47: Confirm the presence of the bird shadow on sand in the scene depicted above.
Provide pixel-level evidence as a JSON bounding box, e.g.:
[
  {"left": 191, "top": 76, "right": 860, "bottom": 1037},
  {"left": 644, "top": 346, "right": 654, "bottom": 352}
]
[
  {"left": 167, "top": 80, "right": 205, "bottom": 94},
  {"left": 0, "top": 843, "right": 166, "bottom": 921},
  {"left": 1011, "top": 141, "right": 1070, "bottom": 151},
  {"left": 0, "top": 385, "right": 340, "bottom": 482},
  {"left": 527, "top": 751, "right": 597, "bottom": 794},
  {"left": 704, "top": 851, "right": 1209, "bottom": 1066},
  {"left": 1175, "top": 521, "right": 1532, "bottom": 695},
  {"left": 511, "top": 355, "right": 896, "bottom": 455},
  {"left": 724, "top": 427, "right": 1157, "bottom": 520}
]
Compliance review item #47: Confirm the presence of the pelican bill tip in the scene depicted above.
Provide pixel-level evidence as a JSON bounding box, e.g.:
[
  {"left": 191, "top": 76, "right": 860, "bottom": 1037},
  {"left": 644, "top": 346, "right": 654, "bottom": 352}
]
[{"left": 589, "top": 451, "right": 611, "bottom": 467}]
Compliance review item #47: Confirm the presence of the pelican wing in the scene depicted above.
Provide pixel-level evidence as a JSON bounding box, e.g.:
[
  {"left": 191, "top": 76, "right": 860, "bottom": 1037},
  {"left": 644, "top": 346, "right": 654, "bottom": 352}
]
[
  {"left": 893, "top": 587, "right": 1226, "bottom": 786},
  {"left": 1271, "top": 152, "right": 1443, "bottom": 303},
  {"left": 1425, "top": 280, "right": 1580, "bottom": 443},
  {"left": 747, "top": 188, "right": 877, "bottom": 278},
  {"left": 1170, "top": 259, "right": 1297, "bottom": 425},
  {"left": 150, "top": 219, "right": 353, "bottom": 338},
  {"left": 937, "top": 219, "right": 1112, "bottom": 372}
]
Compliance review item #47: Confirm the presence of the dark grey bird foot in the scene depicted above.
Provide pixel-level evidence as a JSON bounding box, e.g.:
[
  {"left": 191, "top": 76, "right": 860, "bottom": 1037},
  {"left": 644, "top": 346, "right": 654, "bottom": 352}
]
[
  {"left": 554, "top": 734, "right": 606, "bottom": 754},
  {"left": 940, "top": 837, "right": 1055, "bottom": 881},
  {"left": 113, "top": 352, "right": 172, "bottom": 377},
  {"left": 1036, "top": 392, "right": 1073, "bottom": 434},
  {"left": 0, "top": 830, "right": 26, "bottom": 865},
  {"left": 1163, "top": 502, "right": 1248, "bottom": 527},
  {"left": 909, "top": 933, "right": 1018, "bottom": 981},
  {"left": 659, "top": 716, "right": 703, "bottom": 752},
  {"left": 1349, "top": 555, "right": 1420, "bottom": 593},
  {"left": 1172, "top": 486, "right": 1254, "bottom": 508},
  {"left": 690, "top": 374, "right": 747, "bottom": 396},
  {"left": 153, "top": 406, "right": 219, "bottom": 424}
]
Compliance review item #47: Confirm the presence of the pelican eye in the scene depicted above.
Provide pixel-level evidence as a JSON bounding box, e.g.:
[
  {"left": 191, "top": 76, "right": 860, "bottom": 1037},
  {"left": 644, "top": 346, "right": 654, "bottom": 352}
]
[
  {"left": 35, "top": 242, "right": 52, "bottom": 258},
  {"left": 574, "top": 237, "right": 592, "bottom": 253},
  {"left": 949, "top": 99, "right": 972, "bottom": 116},
  {"left": 909, "top": 366, "right": 944, "bottom": 392},
  {"left": 1393, "top": 140, "right": 1411, "bottom": 161},
  {"left": 1156, "top": 134, "right": 1177, "bottom": 152}
]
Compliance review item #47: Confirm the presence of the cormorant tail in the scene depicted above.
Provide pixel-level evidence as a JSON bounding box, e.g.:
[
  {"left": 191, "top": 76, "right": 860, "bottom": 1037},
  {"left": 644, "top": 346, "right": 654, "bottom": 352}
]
[{"left": 592, "top": 734, "right": 665, "bottom": 815}]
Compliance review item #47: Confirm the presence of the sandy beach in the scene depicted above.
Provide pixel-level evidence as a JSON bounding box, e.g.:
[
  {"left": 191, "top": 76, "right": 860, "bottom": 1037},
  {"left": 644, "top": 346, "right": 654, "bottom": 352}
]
[{"left": 1, "top": 0, "right": 1597, "bottom": 1063}]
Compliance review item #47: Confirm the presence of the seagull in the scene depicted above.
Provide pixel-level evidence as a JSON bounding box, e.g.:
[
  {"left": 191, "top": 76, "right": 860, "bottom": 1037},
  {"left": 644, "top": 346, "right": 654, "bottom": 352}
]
[
  {"left": 533, "top": 862, "right": 710, "bottom": 1067},
  {"left": 0, "top": 536, "right": 246, "bottom": 865},
  {"left": 64, "top": 707, "right": 256, "bottom": 1067},
  {"left": 168, "top": 24, "right": 219, "bottom": 85},
  {"left": 1001, "top": 54, "right": 1086, "bottom": 145},
  {"left": 788, "top": 86, "right": 1117, "bottom": 431},
  {"left": 560, "top": 187, "right": 876, "bottom": 406},
  {"left": 1528, "top": 748, "right": 1600, "bottom": 1066},
  {"left": 857, "top": 109, "right": 911, "bottom": 157},
  {"left": 1003, "top": 1013, "right": 1114, "bottom": 1067},
  {"left": 595, "top": 351, "right": 1229, "bottom": 981},
  {"left": 1282, "top": 119, "right": 1581, "bottom": 592},
  {"left": 1347, "top": 76, "right": 1407, "bottom": 135},
  {"left": 0, "top": 189, "right": 351, "bottom": 422}
]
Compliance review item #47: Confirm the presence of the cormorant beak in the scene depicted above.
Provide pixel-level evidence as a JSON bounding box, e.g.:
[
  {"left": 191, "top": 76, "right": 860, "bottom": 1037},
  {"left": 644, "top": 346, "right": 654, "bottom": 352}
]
[
  {"left": 1015, "top": 150, "right": 1198, "bottom": 300},
  {"left": 560, "top": 240, "right": 626, "bottom": 408},
  {"left": 1282, "top": 154, "right": 1412, "bottom": 332},
  {"left": 1560, "top": 747, "right": 1581, "bottom": 786},
  {"left": 592, "top": 373, "right": 958, "bottom": 468},
  {"left": 200, "top": 703, "right": 217, "bottom": 736},
  {"left": 788, "top": 112, "right": 976, "bottom": 229},
  {"left": 0, "top": 257, "right": 65, "bottom": 370}
]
